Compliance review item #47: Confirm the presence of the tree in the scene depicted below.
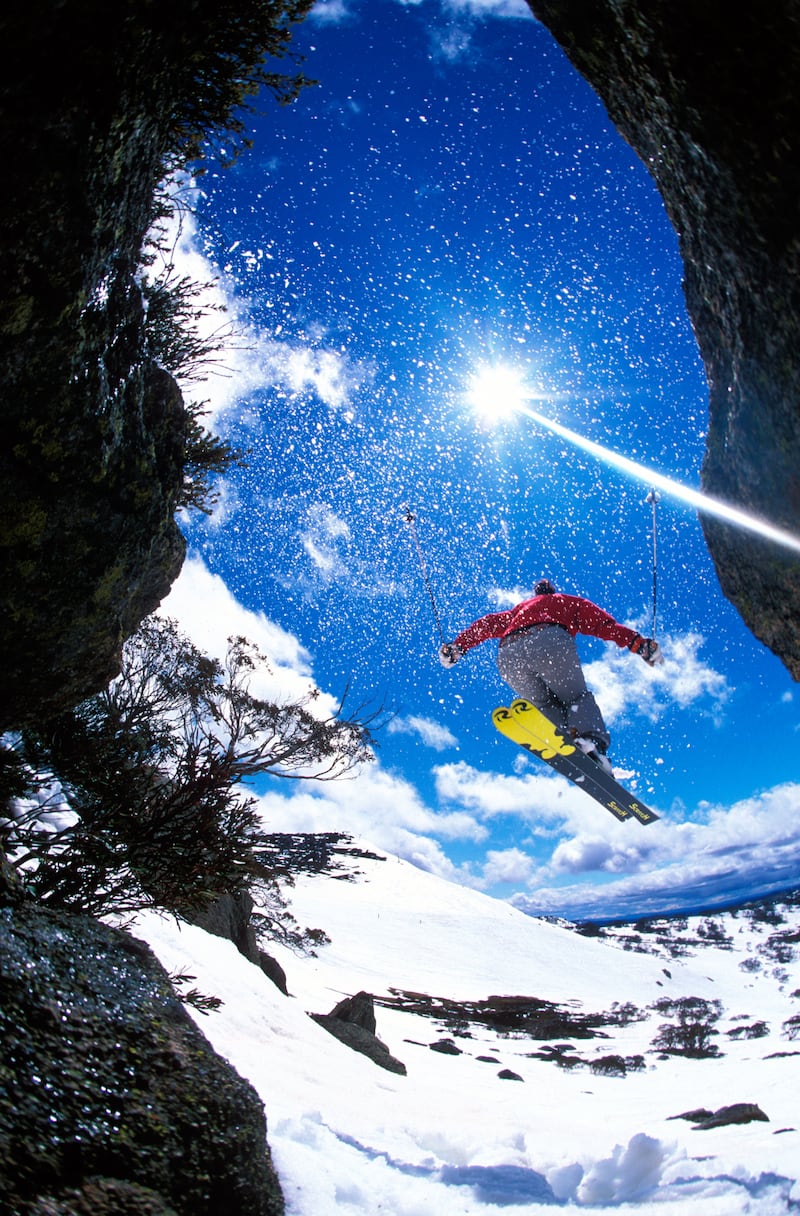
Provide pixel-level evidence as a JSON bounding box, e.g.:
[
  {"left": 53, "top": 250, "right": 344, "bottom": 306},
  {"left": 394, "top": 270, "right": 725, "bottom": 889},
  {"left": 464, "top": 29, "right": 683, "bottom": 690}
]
[
  {"left": 137, "top": 248, "right": 248, "bottom": 515},
  {"left": 783, "top": 1015, "right": 800, "bottom": 1041},
  {"left": 153, "top": 0, "right": 317, "bottom": 172},
  {"left": 650, "top": 997, "right": 723, "bottom": 1058},
  {"left": 2, "top": 616, "right": 380, "bottom": 921}
]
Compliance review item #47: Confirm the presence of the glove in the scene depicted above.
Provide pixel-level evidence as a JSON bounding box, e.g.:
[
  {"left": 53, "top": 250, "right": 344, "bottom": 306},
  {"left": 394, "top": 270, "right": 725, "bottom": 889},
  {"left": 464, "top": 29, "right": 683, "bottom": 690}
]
[
  {"left": 629, "top": 635, "right": 663, "bottom": 666},
  {"left": 439, "top": 643, "right": 463, "bottom": 668}
]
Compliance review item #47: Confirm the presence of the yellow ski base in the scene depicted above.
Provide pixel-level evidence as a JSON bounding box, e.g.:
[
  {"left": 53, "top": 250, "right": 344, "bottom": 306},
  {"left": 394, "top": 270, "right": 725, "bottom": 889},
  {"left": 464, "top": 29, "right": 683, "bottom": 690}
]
[
  {"left": 491, "top": 702, "right": 576, "bottom": 759},
  {"left": 493, "top": 699, "right": 659, "bottom": 826}
]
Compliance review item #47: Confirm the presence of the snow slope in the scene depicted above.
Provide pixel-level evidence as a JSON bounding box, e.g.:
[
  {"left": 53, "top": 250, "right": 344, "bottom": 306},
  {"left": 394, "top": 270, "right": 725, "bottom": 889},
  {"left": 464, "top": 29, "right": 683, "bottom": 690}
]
[{"left": 135, "top": 846, "right": 800, "bottom": 1214}]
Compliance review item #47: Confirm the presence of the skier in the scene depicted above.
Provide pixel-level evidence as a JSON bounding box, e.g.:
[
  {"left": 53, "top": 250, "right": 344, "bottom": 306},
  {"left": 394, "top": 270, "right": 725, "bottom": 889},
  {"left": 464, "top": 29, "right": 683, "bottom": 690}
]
[{"left": 439, "top": 578, "right": 662, "bottom": 775}]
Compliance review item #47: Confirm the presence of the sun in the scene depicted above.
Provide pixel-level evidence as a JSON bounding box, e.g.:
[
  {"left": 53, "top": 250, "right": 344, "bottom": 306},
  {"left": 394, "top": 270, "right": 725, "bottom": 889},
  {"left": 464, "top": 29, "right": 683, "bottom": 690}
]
[{"left": 466, "top": 364, "right": 529, "bottom": 424}]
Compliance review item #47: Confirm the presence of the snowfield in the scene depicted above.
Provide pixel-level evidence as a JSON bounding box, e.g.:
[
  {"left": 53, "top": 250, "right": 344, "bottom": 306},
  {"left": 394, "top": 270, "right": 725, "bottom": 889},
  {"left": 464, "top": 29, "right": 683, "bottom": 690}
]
[{"left": 134, "top": 845, "right": 800, "bottom": 1214}]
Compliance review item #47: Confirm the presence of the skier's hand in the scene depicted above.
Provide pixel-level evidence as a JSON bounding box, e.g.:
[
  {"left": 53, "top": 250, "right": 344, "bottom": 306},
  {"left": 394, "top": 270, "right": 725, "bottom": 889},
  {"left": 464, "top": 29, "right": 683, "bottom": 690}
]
[
  {"left": 629, "top": 635, "right": 663, "bottom": 666},
  {"left": 439, "top": 643, "right": 463, "bottom": 668}
]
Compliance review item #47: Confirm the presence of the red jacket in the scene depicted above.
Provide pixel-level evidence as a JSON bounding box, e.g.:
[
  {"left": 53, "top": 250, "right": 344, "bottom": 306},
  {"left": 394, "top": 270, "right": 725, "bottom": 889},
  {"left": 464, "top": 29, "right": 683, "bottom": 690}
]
[{"left": 453, "top": 593, "right": 640, "bottom": 654}]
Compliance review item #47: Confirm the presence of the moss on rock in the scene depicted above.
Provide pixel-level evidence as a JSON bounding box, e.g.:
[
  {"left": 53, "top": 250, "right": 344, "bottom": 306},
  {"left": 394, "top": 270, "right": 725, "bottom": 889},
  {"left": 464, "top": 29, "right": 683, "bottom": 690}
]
[{"left": 0, "top": 899, "right": 284, "bottom": 1216}]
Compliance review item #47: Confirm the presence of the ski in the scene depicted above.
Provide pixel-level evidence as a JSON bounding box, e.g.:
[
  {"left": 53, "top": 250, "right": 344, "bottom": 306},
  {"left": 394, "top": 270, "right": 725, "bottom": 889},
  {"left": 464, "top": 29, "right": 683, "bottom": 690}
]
[
  {"left": 492, "top": 703, "right": 629, "bottom": 823},
  {"left": 492, "top": 699, "right": 659, "bottom": 825},
  {"left": 510, "top": 699, "right": 660, "bottom": 825}
]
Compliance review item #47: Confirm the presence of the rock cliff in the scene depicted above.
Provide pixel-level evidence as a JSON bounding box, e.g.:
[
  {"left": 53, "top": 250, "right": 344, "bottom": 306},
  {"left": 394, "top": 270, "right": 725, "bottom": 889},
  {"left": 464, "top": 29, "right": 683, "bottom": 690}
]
[
  {"left": 0, "top": 6, "right": 195, "bottom": 728},
  {"left": 0, "top": 886, "right": 284, "bottom": 1216},
  {"left": 528, "top": 1, "right": 800, "bottom": 677},
  {"left": 0, "top": 6, "right": 309, "bottom": 1210}
]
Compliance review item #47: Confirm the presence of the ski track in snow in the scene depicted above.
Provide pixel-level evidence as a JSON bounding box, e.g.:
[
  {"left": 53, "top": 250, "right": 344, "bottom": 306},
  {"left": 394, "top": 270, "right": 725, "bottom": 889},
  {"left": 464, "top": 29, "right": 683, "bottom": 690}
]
[{"left": 134, "top": 846, "right": 800, "bottom": 1214}]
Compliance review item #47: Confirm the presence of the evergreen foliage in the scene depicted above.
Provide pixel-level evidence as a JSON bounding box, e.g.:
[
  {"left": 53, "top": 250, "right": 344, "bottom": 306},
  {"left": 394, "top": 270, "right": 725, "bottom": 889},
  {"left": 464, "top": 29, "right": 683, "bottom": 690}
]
[
  {"left": 178, "top": 400, "right": 247, "bottom": 514},
  {"left": 2, "top": 616, "right": 379, "bottom": 924},
  {"left": 170, "top": 969, "right": 226, "bottom": 1015},
  {"left": 132, "top": 0, "right": 321, "bottom": 515},
  {"left": 151, "top": 0, "right": 316, "bottom": 171},
  {"left": 651, "top": 996, "right": 723, "bottom": 1058},
  {"left": 137, "top": 253, "right": 247, "bottom": 513}
]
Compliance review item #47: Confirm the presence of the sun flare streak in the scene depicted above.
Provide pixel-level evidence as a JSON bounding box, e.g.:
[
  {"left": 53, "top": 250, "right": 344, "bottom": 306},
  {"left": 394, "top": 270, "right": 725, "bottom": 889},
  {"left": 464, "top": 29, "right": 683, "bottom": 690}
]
[
  {"left": 517, "top": 401, "right": 800, "bottom": 556},
  {"left": 466, "top": 366, "right": 800, "bottom": 555}
]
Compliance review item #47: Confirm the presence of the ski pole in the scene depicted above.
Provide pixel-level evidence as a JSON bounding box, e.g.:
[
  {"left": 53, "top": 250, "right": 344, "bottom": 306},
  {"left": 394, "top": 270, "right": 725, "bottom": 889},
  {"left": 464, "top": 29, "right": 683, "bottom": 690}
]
[
  {"left": 645, "top": 488, "right": 660, "bottom": 639},
  {"left": 404, "top": 506, "right": 446, "bottom": 644}
]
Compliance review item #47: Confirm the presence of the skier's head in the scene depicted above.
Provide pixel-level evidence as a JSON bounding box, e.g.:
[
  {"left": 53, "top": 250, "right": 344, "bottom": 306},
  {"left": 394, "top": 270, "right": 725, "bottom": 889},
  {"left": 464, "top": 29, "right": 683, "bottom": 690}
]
[{"left": 534, "top": 578, "right": 556, "bottom": 596}]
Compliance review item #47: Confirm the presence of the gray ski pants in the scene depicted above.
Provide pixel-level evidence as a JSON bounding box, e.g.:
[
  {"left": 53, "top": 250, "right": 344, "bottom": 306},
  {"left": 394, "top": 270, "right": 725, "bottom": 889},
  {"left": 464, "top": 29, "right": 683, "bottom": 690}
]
[{"left": 496, "top": 624, "right": 610, "bottom": 750}]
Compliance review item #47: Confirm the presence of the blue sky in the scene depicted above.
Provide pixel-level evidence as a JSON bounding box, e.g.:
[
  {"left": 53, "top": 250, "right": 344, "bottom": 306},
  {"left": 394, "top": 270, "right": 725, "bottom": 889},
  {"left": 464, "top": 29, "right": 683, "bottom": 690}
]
[{"left": 157, "top": 0, "right": 800, "bottom": 921}]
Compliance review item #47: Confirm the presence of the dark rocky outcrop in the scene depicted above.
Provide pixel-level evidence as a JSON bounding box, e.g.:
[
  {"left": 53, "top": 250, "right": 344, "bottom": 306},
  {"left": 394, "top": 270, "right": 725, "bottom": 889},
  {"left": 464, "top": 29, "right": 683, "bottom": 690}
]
[
  {"left": 259, "top": 950, "right": 291, "bottom": 996},
  {"left": 430, "top": 1038, "right": 463, "bottom": 1056},
  {"left": 189, "top": 891, "right": 289, "bottom": 995},
  {"left": 329, "top": 990, "right": 380, "bottom": 1032},
  {"left": 670, "top": 1103, "right": 770, "bottom": 1130},
  {"left": 0, "top": 898, "right": 284, "bottom": 1216},
  {"left": 528, "top": 1, "right": 800, "bottom": 677},
  {"left": 0, "top": 8, "right": 197, "bottom": 729},
  {"left": 312, "top": 991, "right": 407, "bottom": 1075}
]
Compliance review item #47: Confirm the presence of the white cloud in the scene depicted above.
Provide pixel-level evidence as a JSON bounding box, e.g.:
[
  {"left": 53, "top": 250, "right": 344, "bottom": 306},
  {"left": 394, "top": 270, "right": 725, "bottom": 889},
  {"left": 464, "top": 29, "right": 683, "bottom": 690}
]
[
  {"left": 158, "top": 554, "right": 321, "bottom": 708},
  {"left": 189, "top": 477, "right": 241, "bottom": 532},
  {"left": 158, "top": 556, "right": 488, "bottom": 875},
  {"left": 156, "top": 196, "right": 367, "bottom": 427},
  {"left": 426, "top": 0, "right": 533, "bottom": 62},
  {"left": 469, "top": 599, "right": 730, "bottom": 728},
  {"left": 511, "top": 781, "right": 800, "bottom": 920},
  {"left": 479, "top": 847, "right": 537, "bottom": 886},
  {"left": 587, "top": 629, "right": 731, "bottom": 726},
  {"left": 429, "top": 25, "right": 473, "bottom": 62},
  {"left": 549, "top": 829, "right": 663, "bottom": 877},
  {"left": 549, "top": 835, "right": 617, "bottom": 875},
  {"left": 307, "top": 0, "right": 533, "bottom": 59},
  {"left": 201, "top": 316, "right": 366, "bottom": 423},
  {"left": 441, "top": 0, "right": 532, "bottom": 16},
  {"left": 299, "top": 503, "right": 352, "bottom": 579},
  {"left": 278, "top": 344, "right": 365, "bottom": 412},
  {"left": 433, "top": 758, "right": 610, "bottom": 832},
  {"left": 311, "top": 0, "right": 532, "bottom": 21},
  {"left": 155, "top": 559, "right": 798, "bottom": 923},
  {"left": 307, "top": 0, "right": 357, "bottom": 23},
  {"left": 285, "top": 500, "right": 400, "bottom": 602},
  {"left": 144, "top": 202, "right": 252, "bottom": 418},
  {"left": 387, "top": 714, "right": 459, "bottom": 751},
  {"left": 254, "top": 763, "right": 489, "bottom": 883}
]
